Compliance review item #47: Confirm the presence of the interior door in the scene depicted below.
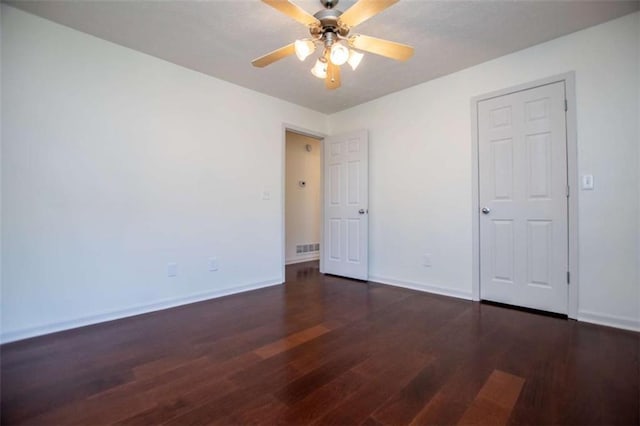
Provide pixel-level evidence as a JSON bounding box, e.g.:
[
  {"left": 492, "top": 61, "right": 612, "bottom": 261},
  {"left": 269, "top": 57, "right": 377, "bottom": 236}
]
[
  {"left": 478, "top": 82, "right": 568, "bottom": 314},
  {"left": 323, "top": 130, "right": 368, "bottom": 280}
]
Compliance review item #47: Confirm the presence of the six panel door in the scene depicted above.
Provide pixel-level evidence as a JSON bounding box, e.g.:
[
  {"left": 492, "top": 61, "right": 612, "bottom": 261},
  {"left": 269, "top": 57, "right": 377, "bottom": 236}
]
[
  {"left": 323, "top": 130, "right": 369, "bottom": 280},
  {"left": 478, "top": 82, "right": 569, "bottom": 314}
]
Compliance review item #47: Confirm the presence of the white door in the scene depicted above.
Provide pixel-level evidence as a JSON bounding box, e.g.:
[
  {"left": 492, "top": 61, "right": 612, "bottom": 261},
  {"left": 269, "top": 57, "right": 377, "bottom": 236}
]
[
  {"left": 478, "top": 82, "right": 568, "bottom": 314},
  {"left": 323, "top": 130, "right": 368, "bottom": 280}
]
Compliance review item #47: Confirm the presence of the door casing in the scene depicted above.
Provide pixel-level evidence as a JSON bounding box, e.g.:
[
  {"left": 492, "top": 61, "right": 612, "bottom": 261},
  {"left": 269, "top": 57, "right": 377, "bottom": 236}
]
[{"left": 470, "top": 72, "right": 579, "bottom": 319}]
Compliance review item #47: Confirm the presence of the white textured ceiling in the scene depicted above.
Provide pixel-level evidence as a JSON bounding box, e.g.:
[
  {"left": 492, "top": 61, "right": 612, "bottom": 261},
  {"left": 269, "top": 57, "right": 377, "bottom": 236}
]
[{"left": 6, "top": 0, "right": 639, "bottom": 114}]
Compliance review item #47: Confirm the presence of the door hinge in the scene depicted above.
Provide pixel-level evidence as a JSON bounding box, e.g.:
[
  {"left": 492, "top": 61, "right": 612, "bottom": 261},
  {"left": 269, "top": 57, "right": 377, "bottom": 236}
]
[
  {"left": 564, "top": 99, "right": 568, "bottom": 112},
  {"left": 566, "top": 185, "right": 570, "bottom": 198},
  {"left": 567, "top": 271, "right": 570, "bottom": 284}
]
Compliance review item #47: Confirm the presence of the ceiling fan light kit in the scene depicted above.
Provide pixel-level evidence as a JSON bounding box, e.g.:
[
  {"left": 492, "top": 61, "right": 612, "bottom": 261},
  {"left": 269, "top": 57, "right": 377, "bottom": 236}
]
[
  {"left": 252, "top": 0, "right": 414, "bottom": 90},
  {"left": 294, "top": 39, "right": 316, "bottom": 60},
  {"left": 311, "top": 57, "right": 328, "bottom": 78},
  {"left": 329, "top": 42, "right": 349, "bottom": 65}
]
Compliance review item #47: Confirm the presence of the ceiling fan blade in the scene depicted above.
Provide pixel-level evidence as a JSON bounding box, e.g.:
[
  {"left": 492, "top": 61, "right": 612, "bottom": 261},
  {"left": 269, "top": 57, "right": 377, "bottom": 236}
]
[
  {"left": 325, "top": 60, "right": 341, "bottom": 90},
  {"left": 262, "top": 0, "right": 320, "bottom": 26},
  {"left": 251, "top": 43, "right": 296, "bottom": 68},
  {"left": 349, "top": 34, "right": 414, "bottom": 61},
  {"left": 339, "top": 0, "right": 399, "bottom": 28}
]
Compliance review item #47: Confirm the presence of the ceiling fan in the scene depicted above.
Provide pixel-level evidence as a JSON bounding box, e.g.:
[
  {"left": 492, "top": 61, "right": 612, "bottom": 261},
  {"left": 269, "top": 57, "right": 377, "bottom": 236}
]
[{"left": 251, "top": 0, "right": 414, "bottom": 90}]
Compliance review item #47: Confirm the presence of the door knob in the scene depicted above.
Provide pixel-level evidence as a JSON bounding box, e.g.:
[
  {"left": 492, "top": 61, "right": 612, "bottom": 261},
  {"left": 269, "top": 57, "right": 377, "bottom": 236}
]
[
  {"left": 358, "top": 209, "right": 366, "bottom": 215},
  {"left": 481, "top": 207, "right": 491, "bottom": 214}
]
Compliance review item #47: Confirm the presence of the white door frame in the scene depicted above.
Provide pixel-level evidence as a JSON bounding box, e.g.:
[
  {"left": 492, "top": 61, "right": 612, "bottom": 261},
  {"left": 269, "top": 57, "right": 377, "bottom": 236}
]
[
  {"left": 281, "top": 123, "right": 327, "bottom": 282},
  {"left": 470, "top": 72, "right": 579, "bottom": 319}
]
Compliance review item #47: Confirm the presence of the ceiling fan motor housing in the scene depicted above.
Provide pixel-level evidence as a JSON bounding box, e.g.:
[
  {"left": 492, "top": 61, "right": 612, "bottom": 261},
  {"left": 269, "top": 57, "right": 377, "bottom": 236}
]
[{"left": 313, "top": 8, "right": 350, "bottom": 41}]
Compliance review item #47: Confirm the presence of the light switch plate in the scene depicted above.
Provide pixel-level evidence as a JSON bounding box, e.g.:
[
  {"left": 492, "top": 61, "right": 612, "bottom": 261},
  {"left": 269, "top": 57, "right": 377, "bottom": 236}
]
[{"left": 582, "top": 174, "right": 594, "bottom": 190}]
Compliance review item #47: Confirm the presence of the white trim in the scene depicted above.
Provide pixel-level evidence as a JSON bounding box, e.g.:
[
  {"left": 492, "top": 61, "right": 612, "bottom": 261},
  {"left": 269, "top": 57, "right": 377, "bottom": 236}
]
[
  {"left": 471, "top": 93, "right": 480, "bottom": 302},
  {"left": 564, "top": 74, "right": 579, "bottom": 320},
  {"left": 281, "top": 124, "right": 326, "bottom": 281},
  {"left": 0, "top": 279, "right": 282, "bottom": 344},
  {"left": 578, "top": 310, "right": 640, "bottom": 332},
  {"left": 285, "top": 254, "right": 320, "bottom": 265},
  {"left": 369, "top": 275, "right": 473, "bottom": 301},
  {"left": 470, "top": 72, "right": 579, "bottom": 319}
]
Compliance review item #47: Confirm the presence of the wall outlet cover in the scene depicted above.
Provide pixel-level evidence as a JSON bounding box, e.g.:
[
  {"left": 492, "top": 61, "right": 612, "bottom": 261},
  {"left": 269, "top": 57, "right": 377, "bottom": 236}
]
[
  {"left": 208, "top": 257, "right": 219, "bottom": 272},
  {"left": 207, "top": 257, "right": 218, "bottom": 272},
  {"left": 167, "top": 262, "right": 178, "bottom": 277},
  {"left": 262, "top": 186, "right": 272, "bottom": 200}
]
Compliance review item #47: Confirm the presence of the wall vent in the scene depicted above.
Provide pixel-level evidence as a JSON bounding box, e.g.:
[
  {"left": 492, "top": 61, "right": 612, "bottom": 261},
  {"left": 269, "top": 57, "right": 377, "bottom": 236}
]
[{"left": 296, "top": 243, "right": 320, "bottom": 255}]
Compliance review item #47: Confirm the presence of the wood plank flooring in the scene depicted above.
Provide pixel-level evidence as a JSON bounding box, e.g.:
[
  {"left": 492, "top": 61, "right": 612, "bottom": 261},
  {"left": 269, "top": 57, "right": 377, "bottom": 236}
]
[{"left": 1, "top": 261, "right": 638, "bottom": 425}]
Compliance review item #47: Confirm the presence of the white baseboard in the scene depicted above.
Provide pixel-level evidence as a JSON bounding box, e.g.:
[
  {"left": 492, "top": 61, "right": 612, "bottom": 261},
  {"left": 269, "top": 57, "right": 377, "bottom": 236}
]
[
  {"left": 369, "top": 275, "right": 473, "bottom": 301},
  {"left": 371, "top": 277, "right": 638, "bottom": 333},
  {"left": 578, "top": 310, "right": 640, "bottom": 332},
  {"left": 5, "top": 278, "right": 635, "bottom": 344},
  {"left": 0, "top": 279, "right": 283, "bottom": 344},
  {"left": 285, "top": 254, "right": 320, "bottom": 265}
]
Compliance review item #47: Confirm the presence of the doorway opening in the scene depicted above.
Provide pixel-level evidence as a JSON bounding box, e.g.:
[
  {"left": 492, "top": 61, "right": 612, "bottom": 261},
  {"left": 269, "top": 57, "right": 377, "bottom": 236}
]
[{"left": 284, "top": 130, "right": 323, "bottom": 268}]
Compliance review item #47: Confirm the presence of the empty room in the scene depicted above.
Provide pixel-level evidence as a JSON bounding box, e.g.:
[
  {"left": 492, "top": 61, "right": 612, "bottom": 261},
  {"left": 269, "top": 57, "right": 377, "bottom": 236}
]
[{"left": 1, "top": 0, "right": 639, "bottom": 424}]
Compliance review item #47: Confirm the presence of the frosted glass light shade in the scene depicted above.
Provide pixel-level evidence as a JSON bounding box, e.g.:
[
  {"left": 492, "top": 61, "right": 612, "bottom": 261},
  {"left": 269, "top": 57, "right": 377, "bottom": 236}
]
[
  {"left": 294, "top": 39, "right": 316, "bottom": 61},
  {"left": 348, "top": 50, "right": 364, "bottom": 70},
  {"left": 311, "top": 58, "right": 327, "bottom": 78},
  {"left": 330, "top": 43, "right": 349, "bottom": 66}
]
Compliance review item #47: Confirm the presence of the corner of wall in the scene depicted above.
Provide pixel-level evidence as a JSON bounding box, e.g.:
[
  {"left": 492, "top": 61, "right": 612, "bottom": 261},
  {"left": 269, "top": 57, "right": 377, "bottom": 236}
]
[
  {"left": 0, "top": 2, "right": 4, "bottom": 326},
  {"left": 636, "top": 10, "right": 640, "bottom": 328}
]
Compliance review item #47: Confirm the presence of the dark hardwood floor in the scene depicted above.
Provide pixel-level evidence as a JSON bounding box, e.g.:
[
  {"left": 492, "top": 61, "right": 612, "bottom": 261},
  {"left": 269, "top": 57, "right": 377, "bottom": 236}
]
[{"left": 1, "top": 261, "right": 638, "bottom": 425}]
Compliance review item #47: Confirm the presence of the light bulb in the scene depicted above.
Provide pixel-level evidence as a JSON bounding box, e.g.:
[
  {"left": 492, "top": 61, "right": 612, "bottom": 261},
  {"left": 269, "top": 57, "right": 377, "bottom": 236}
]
[
  {"left": 311, "top": 58, "right": 327, "bottom": 79},
  {"left": 294, "top": 39, "right": 315, "bottom": 61},
  {"left": 330, "top": 43, "right": 349, "bottom": 66},
  {"left": 347, "top": 50, "right": 364, "bottom": 70}
]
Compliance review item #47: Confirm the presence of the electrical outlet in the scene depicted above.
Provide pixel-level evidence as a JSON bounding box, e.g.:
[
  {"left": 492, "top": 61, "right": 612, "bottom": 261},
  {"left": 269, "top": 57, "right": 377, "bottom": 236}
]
[
  {"left": 167, "top": 262, "right": 178, "bottom": 277},
  {"left": 208, "top": 257, "right": 219, "bottom": 272},
  {"left": 422, "top": 254, "right": 432, "bottom": 267}
]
